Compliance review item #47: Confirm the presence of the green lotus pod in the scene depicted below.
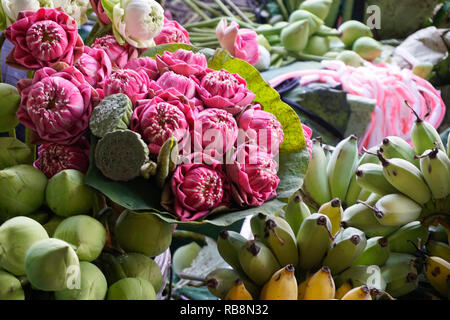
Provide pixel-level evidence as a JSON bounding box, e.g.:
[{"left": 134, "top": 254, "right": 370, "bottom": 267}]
[
  {"left": 45, "top": 169, "right": 94, "bottom": 217},
  {"left": 257, "top": 34, "right": 271, "bottom": 51},
  {"left": 281, "top": 19, "right": 310, "bottom": 52},
  {"left": 0, "top": 137, "right": 32, "bottom": 170},
  {"left": 412, "top": 62, "right": 434, "bottom": 79},
  {"left": 299, "top": 0, "right": 333, "bottom": 20},
  {"left": 338, "top": 20, "right": 373, "bottom": 47},
  {"left": 0, "top": 216, "right": 49, "bottom": 276},
  {"left": 352, "top": 37, "right": 382, "bottom": 61},
  {"left": 25, "top": 238, "right": 80, "bottom": 291},
  {"left": 116, "top": 253, "right": 163, "bottom": 292},
  {"left": 0, "top": 269, "right": 24, "bottom": 300},
  {"left": 95, "top": 129, "right": 149, "bottom": 181},
  {"left": 115, "top": 210, "right": 173, "bottom": 257},
  {"left": 337, "top": 50, "right": 365, "bottom": 67},
  {"left": 53, "top": 215, "right": 106, "bottom": 262},
  {"left": 89, "top": 93, "right": 133, "bottom": 138},
  {"left": 155, "top": 137, "right": 178, "bottom": 189},
  {"left": 288, "top": 9, "right": 324, "bottom": 36},
  {"left": 304, "top": 35, "right": 330, "bottom": 56},
  {"left": 0, "top": 165, "right": 47, "bottom": 222},
  {"left": 0, "top": 83, "right": 20, "bottom": 132},
  {"left": 43, "top": 215, "right": 64, "bottom": 237},
  {"left": 107, "top": 277, "right": 156, "bottom": 300},
  {"left": 54, "top": 261, "right": 108, "bottom": 300}
]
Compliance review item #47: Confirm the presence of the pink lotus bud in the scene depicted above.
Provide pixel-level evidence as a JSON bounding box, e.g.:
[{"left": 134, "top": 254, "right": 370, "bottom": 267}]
[
  {"left": 154, "top": 71, "right": 197, "bottom": 99},
  {"left": 154, "top": 17, "right": 191, "bottom": 45},
  {"left": 124, "top": 57, "right": 159, "bottom": 80},
  {"left": 102, "top": 68, "right": 151, "bottom": 104},
  {"left": 34, "top": 137, "right": 90, "bottom": 178},
  {"left": 226, "top": 145, "right": 280, "bottom": 207},
  {"left": 90, "top": 0, "right": 111, "bottom": 25},
  {"left": 196, "top": 69, "right": 256, "bottom": 115},
  {"left": 131, "top": 89, "right": 195, "bottom": 155},
  {"left": 171, "top": 154, "right": 230, "bottom": 221},
  {"left": 74, "top": 46, "right": 112, "bottom": 88},
  {"left": 238, "top": 107, "right": 284, "bottom": 156},
  {"left": 4, "top": 8, "right": 84, "bottom": 70},
  {"left": 92, "top": 35, "right": 139, "bottom": 68},
  {"left": 156, "top": 49, "right": 207, "bottom": 76},
  {"left": 17, "top": 66, "right": 97, "bottom": 145}
]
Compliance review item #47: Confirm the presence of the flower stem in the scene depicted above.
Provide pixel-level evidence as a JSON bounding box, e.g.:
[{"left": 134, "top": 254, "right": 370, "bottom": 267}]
[
  {"left": 223, "top": 0, "right": 254, "bottom": 24},
  {"left": 185, "top": 17, "right": 223, "bottom": 29},
  {"left": 213, "top": 0, "right": 237, "bottom": 19},
  {"left": 0, "top": 33, "right": 6, "bottom": 83},
  {"left": 8, "top": 128, "right": 16, "bottom": 139},
  {"left": 189, "top": 28, "right": 216, "bottom": 34},
  {"left": 191, "top": 0, "right": 222, "bottom": 17},
  {"left": 184, "top": 0, "right": 211, "bottom": 20},
  {"left": 85, "top": 21, "right": 101, "bottom": 46},
  {"left": 189, "top": 35, "right": 219, "bottom": 42},
  {"left": 275, "top": 0, "right": 290, "bottom": 21},
  {"left": 194, "top": 40, "right": 220, "bottom": 48},
  {"left": 172, "top": 230, "right": 207, "bottom": 244},
  {"left": 25, "top": 127, "right": 36, "bottom": 161}
]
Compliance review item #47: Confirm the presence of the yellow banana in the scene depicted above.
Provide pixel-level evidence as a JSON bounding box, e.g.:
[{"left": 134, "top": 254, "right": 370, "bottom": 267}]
[
  {"left": 335, "top": 280, "right": 353, "bottom": 299},
  {"left": 297, "top": 273, "right": 312, "bottom": 300},
  {"left": 424, "top": 256, "right": 450, "bottom": 297},
  {"left": 318, "top": 198, "right": 343, "bottom": 236},
  {"left": 224, "top": 279, "right": 253, "bottom": 300},
  {"left": 303, "top": 266, "right": 335, "bottom": 300},
  {"left": 260, "top": 264, "right": 298, "bottom": 300},
  {"left": 341, "top": 285, "right": 372, "bottom": 300}
]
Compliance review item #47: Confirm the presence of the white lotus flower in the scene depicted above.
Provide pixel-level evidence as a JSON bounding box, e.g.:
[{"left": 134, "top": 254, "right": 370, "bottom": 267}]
[
  {"left": 52, "top": 0, "right": 90, "bottom": 26},
  {"left": 111, "top": 0, "right": 164, "bottom": 48},
  {"left": 1, "top": 0, "right": 40, "bottom": 25}
]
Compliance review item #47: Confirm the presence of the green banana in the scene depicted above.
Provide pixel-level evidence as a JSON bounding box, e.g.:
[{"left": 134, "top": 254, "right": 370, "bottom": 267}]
[
  {"left": 335, "top": 265, "right": 387, "bottom": 291},
  {"left": 302, "top": 138, "right": 331, "bottom": 206},
  {"left": 360, "top": 146, "right": 381, "bottom": 165},
  {"left": 345, "top": 173, "right": 362, "bottom": 207},
  {"left": 355, "top": 163, "right": 398, "bottom": 195},
  {"left": 377, "top": 151, "right": 431, "bottom": 205},
  {"left": 323, "top": 144, "right": 333, "bottom": 164},
  {"left": 238, "top": 240, "right": 281, "bottom": 286},
  {"left": 384, "top": 252, "right": 417, "bottom": 267},
  {"left": 283, "top": 191, "right": 311, "bottom": 236},
  {"left": 387, "top": 221, "right": 429, "bottom": 254},
  {"left": 217, "top": 230, "right": 247, "bottom": 274},
  {"left": 296, "top": 213, "right": 333, "bottom": 270},
  {"left": 327, "top": 135, "right": 359, "bottom": 201},
  {"left": 352, "top": 236, "right": 390, "bottom": 266},
  {"left": 250, "top": 213, "right": 267, "bottom": 240},
  {"left": 263, "top": 218, "right": 299, "bottom": 267},
  {"left": 357, "top": 189, "right": 372, "bottom": 202},
  {"left": 418, "top": 147, "right": 450, "bottom": 200},
  {"left": 322, "top": 227, "right": 367, "bottom": 274},
  {"left": 361, "top": 194, "right": 422, "bottom": 227},
  {"left": 379, "top": 136, "right": 420, "bottom": 167},
  {"left": 426, "top": 240, "right": 450, "bottom": 262},
  {"left": 205, "top": 268, "right": 259, "bottom": 300},
  {"left": 381, "top": 261, "right": 419, "bottom": 298}
]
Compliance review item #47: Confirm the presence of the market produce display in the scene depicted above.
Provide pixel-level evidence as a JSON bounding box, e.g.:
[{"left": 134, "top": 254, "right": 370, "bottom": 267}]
[{"left": 0, "top": 0, "right": 449, "bottom": 302}]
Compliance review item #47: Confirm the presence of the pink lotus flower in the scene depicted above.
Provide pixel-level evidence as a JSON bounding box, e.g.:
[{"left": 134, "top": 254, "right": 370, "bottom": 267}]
[
  {"left": 152, "top": 71, "right": 197, "bottom": 99},
  {"left": 131, "top": 89, "right": 195, "bottom": 155},
  {"left": 302, "top": 124, "right": 313, "bottom": 158},
  {"left": 156, "top": 49, "right": 207, "bottom": 77},
  {"left": 102, "top": 68, "right": 151, "bottom": 104},
  {"left": 238, "top": 106, "right": 284, "bottom": 156},
  {"left": 90, "top": 0, "right": 111, "bottom": 26},
  {"left": 125, "top": 57, "right": 159, "bottom": 80},
  {"left": 226, "top": 145, "right": 280, "bottom": 207},
  {"left": 192, "top": 108, "right": 239, "bottom": 157},
  {"left": 216, "top": 18, "right": 260, "bottom": 66},
  {"left": 34, "top": 137, "right": 90, "bottom": 178},
  {"left": 171, "top": 154, "right": 230, "bottom": 221},
  {"left": 17, "top": 67, "right": 96, "bottom": 145},
  {"left": 196, "top": 69, "right": 256, "bottom": 115},
  {"left": 74, "top": 46, "right": 112, "bottom": 88},
  {"left": 92, "top": 35, "right": 139, "bottom": 68},
  {"left": 154, "top": 17, "right": 191, "bottom": 45},
  {"left": 4, "top": 8, "right": 84, "bottom": 70}
]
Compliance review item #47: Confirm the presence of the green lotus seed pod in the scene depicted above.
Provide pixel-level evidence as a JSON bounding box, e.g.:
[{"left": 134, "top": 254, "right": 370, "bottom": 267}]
[
  {"left": 337, "top": 50, "right": 365, "bottom": 67},
  {"left": 256, "top": 34, "right": 271, "bottom": 51},
  {"left": 281, "top": 20, "right": 310, "bottom": 52},
  {"left": 54, "top": 261, "right": 107, "bottom": 300},
  {"left": 0, "top": 216, "right": 49, "bottom": 275},
  {"left": 0, "top": 137, "right": 32, "bottom": 170},
  {"left": 0, "top": 165, "right": 47, "bottom": 222},
  {"left": 304, "top": 35, "right": 330, "bottom": 56},
  {"left": 115, "top": 210, "right": 173, "bottom": 257},
  {"left": 338, "top": 20, "right": 373, "bottom": 47},
  {"left": 288, "top": 9, "right": 324, "bottom": 35},
  {"left": 53, "top": 215, "right": 106, "bottom": 262},
  {"left": 352, "top": 37, "right": 382, "bottom": 61},
  {"left": 412, "top": 62, "right": 434, "bottom": 79},
  {"left": 45, "top": 169, "right": 94, "bottom": 217},
  {"left": 0, "top": 83, "right": 20, "bottom": 132},
  {"left": 0, "top": 269, "right": 25, "bottom": 300},
  {"left": 25, "top": 238, "right": 80, "bottom": 291},
  {"left": 299, "top": 0, "right": 332, "bottom": 20},
  {"left": 95, "top": 129, "right": 149, "bottom": 182},
  {"left": 116, "top": 253, "right": 163, "bottom": 292},
  {"left": 107, "top": 277, "right": 156, "bottom": 300},
  {"left": 89, "top": 93, "right": 133, "bottom": 138},
  {"left": 43, "top": 215, "right": 64, "bottom": 237}
]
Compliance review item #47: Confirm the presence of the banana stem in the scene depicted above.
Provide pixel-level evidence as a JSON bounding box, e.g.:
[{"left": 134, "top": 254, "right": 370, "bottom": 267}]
[
  {"left": 184, "top": 0, "right": 211, "bottom": 20},
  {"left": 0, "top": 32, "right": 5, "bottom": 83},
  {"left": 172, "top": 230, "right": 207, "bottom": 244}
]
